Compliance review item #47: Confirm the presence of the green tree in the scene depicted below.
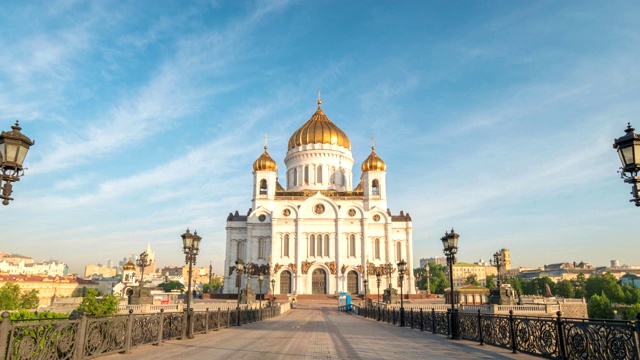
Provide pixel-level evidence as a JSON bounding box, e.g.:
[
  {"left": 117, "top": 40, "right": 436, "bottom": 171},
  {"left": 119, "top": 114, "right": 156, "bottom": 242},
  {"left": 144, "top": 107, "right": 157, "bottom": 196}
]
[
  {"left": 621, "top": 303, "right": 640, "bottom": 320},
  {"left": 0, "top": 283, "right": 40, "bottom": 310},
  {"left": 465, "top": 273, "right": 480, "bottom": 286},
  {"left": 588, "top": 293, "right": 615, "bottom": 319},
  {"left": 556, "top": 280, "right": 575, "bottom": 298},
  {"left": 485, "top": 275, "right": 496, "bottom": 289},
  {"left": 202, "top": 278, "right": 223, "bottom": 293},
  {"left": 508, "top": 277, "right": 523, "bottom": 295},
  {"left": 573, "top": 273, "right": 587, "bottom": 298},
  {"left": 428, "top": 263, "right": 449, "bottom": 294},
  {"left": 413, "top": 267, "right": 426, "bottom": 290},
  {"left": 20, "top": 289, "right": 40, "bottom": 309},
  {"left": 158, "top": 281, "right": 185, "bottom": 293},
  {"left": 76, "top": 289, "right": 120, "bottom": 316},
  {"left": 585, "top": 273, "right": 624, "bottom": 303}
]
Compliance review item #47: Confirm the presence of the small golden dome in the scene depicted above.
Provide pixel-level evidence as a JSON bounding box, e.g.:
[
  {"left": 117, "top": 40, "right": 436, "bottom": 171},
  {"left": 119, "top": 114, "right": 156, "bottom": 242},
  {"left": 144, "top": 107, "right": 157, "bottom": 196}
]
[
  {"left": 253, "top": 146, "right": 277, "bottom": 171},
  {"left": 122, "top": 260, "right": 136, "bottom": 271},
  {"left": 288, "top": 100, "right": 351, "bottom": 151},
  {"left": 361, "top": 146, "right": 386, "bottom": 172}
]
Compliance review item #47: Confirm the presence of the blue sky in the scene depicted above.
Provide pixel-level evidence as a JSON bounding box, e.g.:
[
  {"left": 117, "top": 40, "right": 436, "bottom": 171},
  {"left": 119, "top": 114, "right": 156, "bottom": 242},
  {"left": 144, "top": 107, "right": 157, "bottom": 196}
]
[{"left": 1, "top": 1, "right": 639, "bottom": 275}]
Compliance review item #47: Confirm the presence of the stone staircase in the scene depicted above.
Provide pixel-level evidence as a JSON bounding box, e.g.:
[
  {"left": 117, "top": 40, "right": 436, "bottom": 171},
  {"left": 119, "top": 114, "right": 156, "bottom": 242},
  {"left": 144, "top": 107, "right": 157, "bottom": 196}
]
[{"left": 293, "top": 294, "right": 342, "bottom": 302}]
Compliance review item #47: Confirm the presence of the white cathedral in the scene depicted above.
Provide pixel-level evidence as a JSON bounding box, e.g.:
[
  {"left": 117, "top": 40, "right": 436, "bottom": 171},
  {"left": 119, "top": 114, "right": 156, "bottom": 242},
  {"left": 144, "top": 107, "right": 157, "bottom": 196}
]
[{"left": 223, "top": 99, "right": 414, "bottom": 297}]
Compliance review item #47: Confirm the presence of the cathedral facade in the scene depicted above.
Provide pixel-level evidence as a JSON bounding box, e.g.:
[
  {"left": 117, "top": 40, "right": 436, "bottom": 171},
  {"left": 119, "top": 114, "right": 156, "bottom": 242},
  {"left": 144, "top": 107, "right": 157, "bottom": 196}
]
[{"left": 223, "top": 100, "right": 414, "bottom": 296}]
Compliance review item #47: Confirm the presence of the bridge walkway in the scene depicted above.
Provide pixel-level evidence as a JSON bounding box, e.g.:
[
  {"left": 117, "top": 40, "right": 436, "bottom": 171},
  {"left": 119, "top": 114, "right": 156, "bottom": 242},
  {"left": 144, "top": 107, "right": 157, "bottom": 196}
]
[{"left": 101, "top": 302, "right": 540, "bottom": 360}]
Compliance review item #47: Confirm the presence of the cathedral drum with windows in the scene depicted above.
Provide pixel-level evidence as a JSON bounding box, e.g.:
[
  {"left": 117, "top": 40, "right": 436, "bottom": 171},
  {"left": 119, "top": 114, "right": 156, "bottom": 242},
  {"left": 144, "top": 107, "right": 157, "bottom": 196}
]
[{"left": 223, "top": 99, "right": 414, "bottom": 297}]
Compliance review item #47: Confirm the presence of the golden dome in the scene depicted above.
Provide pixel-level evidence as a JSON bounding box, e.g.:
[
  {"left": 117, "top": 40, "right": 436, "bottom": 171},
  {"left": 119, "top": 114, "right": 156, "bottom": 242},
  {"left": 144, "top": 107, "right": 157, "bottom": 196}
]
[
  {"left": 253, "top": 146, "right": 277, "bottom": 171},
  {"left": 361, "top": 146, "right": 386, "bottom": 172},
  {"left": 122, "top": 260, "right": 136, "bottom": 271},
  {"left": 287, "top": 100, "right": 351, "bottom": 151}
]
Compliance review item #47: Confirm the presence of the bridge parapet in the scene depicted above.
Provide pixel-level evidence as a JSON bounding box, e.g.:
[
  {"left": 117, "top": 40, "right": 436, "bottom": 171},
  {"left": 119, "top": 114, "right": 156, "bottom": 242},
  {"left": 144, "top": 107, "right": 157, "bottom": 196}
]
[{"left": 1, "top": 303, "right": 287, "bottom": 359}]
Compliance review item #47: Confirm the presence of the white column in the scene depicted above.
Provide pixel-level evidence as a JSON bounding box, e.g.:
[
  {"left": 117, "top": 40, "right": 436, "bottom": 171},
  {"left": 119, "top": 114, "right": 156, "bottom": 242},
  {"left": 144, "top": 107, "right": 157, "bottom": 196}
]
[
  {"left": 335, "top": 218, "right": 342, "bottom": 295},
  {"left": 295, "top": 218, "right": 302, "bottom": 294},
  {"left": 406, "top": 225, "right": 414, "bottom": 295}
]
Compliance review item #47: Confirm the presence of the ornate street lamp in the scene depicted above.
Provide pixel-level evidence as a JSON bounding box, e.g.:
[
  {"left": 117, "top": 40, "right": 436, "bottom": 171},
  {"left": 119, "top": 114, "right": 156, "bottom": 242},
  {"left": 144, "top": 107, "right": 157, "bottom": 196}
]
[
  {"left": 235, "top": 258, "right": 244, "bottom": 326},
  {"left": 0, "top": 121, "right": 35, "bottom": 205},
  {"left": 425, "top": 263, "right": 431, "bottom": 295},
  {"left": 270, "top": 278, "right": 276, "bottom": 305},
  {"left": 181, "top": 228, "right": 201, "bottom": 339},
  {"left": 208, "top": 262, "right": 213, "bottom": 295},
  {"left": 490, "top": 251, "right": 503, "bottom": 289},
  {"left": 136, "top": 250, "right": 152, "bottom": 294},
  {"left": 441, "top": 228, "right": 459, "bottom": 340},
  {"left": 397, "top": 259, "right": 407, "bottom": 327},
  {"left": 258, "top": 273, "right": 264, "bottom": 308},
  {"left": 363, "top": 278, "right": 368, "bottom": 311},
  {"left": 613, "top": 123, "right": 640, "bottom": 206},
  {"left": 375, "top": 272, "right": 381, "bottom": 304}
]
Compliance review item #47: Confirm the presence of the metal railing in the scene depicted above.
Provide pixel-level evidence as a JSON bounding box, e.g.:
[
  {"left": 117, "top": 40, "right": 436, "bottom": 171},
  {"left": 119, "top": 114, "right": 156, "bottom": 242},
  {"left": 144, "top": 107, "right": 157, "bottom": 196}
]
[
  {"left": 0, "top": 304, "right": 285, "bottom": 360},
  {"left": 354, "top": 305, "right": 640, "bottom": 360}
]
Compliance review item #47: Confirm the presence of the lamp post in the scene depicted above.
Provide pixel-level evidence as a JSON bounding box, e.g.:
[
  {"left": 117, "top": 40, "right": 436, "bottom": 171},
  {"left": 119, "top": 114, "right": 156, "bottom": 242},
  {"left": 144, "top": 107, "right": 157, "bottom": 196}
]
[
  {"left": 441, "top": 228, "right": 459, "bottom": 340},
  {"left": 235, "top": 258, "right": 244, "bottom": 326},
  {"left": 490, "top": 251, "right": 503, "bottom": 289},
  {"left": 613, "top": 123, "right": 640, "bottom": 206},
  {"left": 363, "top": 278, "right": 368, "bottom": 310},
  {"left": 0, "top": 121, "right": 35, "bottom": 205},
  {"left": 375, "top": 272, "right": 381, "bottom": 304},
  {"left": 136, "top": 250, "right": 152, "bottom": 296},
  {"left": 181, "top": 228, "right": 202, "bottom": 339},
  {"left": 397, "top": 259, "right": 407, "bottom": 327},
  {"left": 270, "top": 278, "right": 276, "bottom": 305},
  {"left": 258, "top": 273, "right": 264, "bottom": 308},
  {"left": 208, "top": 262, "right": 213, "bottom": 295},
  {"left": 425, "top": 264, "right": 431, "bottom": 295}
]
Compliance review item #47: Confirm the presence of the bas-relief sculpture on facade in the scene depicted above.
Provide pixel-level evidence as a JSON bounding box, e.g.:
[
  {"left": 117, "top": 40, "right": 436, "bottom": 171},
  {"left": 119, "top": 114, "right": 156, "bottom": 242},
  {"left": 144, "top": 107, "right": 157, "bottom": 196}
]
[{"left": 223, "top": 99, "right": 414, "bottom": 296}]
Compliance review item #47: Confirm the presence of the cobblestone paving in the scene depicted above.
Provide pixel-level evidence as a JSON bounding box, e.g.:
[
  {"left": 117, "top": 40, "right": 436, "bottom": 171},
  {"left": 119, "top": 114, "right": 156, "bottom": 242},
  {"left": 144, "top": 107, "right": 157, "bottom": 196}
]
[{"left": 101, "top": 302, "right": 541, "bottom": 360}]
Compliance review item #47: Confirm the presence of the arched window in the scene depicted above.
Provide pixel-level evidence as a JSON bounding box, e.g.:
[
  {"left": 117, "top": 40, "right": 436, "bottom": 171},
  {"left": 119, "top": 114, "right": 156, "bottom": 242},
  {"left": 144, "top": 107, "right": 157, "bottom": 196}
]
[
  {"left": 317, "top": 234, "right": 323, "bottom": 257},
  {"left": 349, "top": 234, "right": 356, "bottom": 257},
  {"left": 396, "top": 242, "right": 402, "bottom": 262},
  {"left": 237, "top": 241, "right": 244, "bottom": 260},
  {"left": 374, "top": 238, "right": 380, "bottom": 260},
  {"left": 324, "top": 234, "right": 330, "bottom": 256},
  {"left": 310, "top": 235, "right": 315, "bottom": 257},
  {"left": 304, "top": 166, "right": 309, "bottom": 185},
  {"left": 293, "top": 168, "right": 298, "bottom": 186},
  {"left": 283, "top": 234, "right": 290, "bottom": 257},
  {"left": 317, "top": 165, "right": 323, "bottom": 183},
  {"left": 372, "top": 179, "right": 379, "bottom": 195},
  {"left": 259, "top": 179, "right": 267, "bottom": 195},
  {"left": 330, "top": 166, "right": 336, "bottom": 184},
  {"left": 258, "top": 238, "right": 265, "bottom": 259}
]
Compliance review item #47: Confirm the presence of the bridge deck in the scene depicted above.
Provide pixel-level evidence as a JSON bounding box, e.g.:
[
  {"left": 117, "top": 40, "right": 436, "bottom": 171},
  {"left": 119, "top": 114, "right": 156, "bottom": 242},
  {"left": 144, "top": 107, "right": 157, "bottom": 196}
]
[{"left": 102, "top": 302, "right": 540, "bottom": 360}]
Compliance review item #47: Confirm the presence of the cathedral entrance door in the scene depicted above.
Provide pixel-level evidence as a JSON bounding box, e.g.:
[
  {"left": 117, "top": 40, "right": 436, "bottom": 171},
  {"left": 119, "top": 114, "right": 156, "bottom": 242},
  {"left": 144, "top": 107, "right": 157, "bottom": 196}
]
[
  {"left": 312, "top": 268, "right": 326, "bottom": 294},
  {"left": 347, "top": 270, "right": 358, "bottom": 294},
  {"left": 280, "top": 271, "right": 291, "bottom": 295}
]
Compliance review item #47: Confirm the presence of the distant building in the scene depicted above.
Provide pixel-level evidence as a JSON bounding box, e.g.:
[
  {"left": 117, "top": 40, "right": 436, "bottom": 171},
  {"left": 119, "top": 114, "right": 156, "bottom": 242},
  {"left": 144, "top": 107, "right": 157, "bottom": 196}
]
[
  {"left": 84, "top": 264, "right": 117, "bottom": 278},
  {"left": 450, "top": 262, "right": 487, "bottom": 288},
  {"left": 0, "top": 251, "right": 68, "bottom": 276},
  {"left": 160, "top": 265, "right": 212, "bottom": 285},
  {"left": 420, "top": 257, "right": 447, "bottom": 267},
  {"left": 0, "top": 274, "right": 97, "bottom": 307},
  {"left": 620, "top": 273, "right": 640, "bottom": 288}
]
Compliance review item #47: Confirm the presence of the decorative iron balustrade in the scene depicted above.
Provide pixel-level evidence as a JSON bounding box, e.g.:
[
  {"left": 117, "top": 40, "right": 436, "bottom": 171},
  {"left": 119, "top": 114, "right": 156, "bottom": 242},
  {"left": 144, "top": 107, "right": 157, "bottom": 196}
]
[
  {"left": 0, "top": 305, "right": 285, "bottom": 360},
  {"left": 353, "top": 304, "right": 640, "bottom": 360}
]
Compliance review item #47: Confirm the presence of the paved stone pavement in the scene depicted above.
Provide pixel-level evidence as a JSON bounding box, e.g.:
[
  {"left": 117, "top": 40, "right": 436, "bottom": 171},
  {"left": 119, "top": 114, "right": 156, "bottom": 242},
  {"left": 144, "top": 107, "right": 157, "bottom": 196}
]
[{"left": 102, "top": 302, "right": 541, "bottom": 360}]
